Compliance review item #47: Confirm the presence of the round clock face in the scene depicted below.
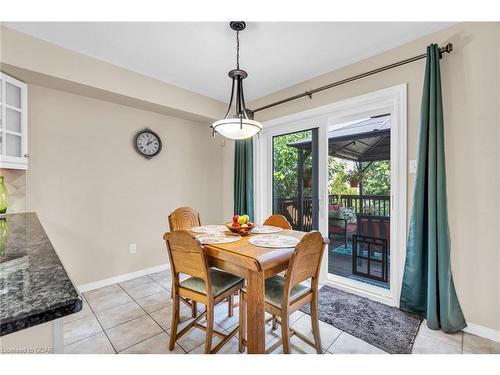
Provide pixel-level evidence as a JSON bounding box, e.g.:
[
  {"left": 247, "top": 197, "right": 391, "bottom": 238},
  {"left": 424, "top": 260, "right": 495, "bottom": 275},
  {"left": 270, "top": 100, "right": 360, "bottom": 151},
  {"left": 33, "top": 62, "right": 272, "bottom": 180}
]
[{"left": 134, "top": 129, "right": 162, "bottom": 159}]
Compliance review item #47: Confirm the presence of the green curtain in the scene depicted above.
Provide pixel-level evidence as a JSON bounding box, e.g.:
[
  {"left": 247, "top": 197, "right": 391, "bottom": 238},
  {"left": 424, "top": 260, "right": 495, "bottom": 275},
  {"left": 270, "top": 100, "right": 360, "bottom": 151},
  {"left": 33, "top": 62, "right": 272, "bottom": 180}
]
[
  {"left": 234, "top": 138, "right": 254, "bottom": 220},
  {"left": 400, "top": 44, "right": 466, "bottom": 333}
]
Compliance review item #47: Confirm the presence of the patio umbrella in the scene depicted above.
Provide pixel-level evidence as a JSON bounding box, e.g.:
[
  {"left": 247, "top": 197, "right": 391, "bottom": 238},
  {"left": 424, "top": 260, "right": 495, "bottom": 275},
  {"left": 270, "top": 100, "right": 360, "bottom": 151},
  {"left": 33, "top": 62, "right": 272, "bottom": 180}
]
[{"left": 289, "top": 115, "right": 391, "bottom": 162}]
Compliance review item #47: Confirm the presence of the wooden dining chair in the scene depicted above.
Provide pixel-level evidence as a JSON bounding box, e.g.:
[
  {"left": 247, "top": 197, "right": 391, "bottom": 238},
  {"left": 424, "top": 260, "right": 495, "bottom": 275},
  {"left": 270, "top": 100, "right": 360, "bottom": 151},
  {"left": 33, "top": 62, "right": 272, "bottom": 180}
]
[
  {"left": 238, "top": 231, "right": 327, "bottom": 354},
  {"left": 168, "top": 207, "right": 201, "bottom": 231},
  {"left": 263, "top": 214, "right": 293, "bottom": 230},
  {"left": 167, "top": 207, "right": 203, "bottom": 317},
  {"left": 167, "top": 207, "right": 237, "bottom": 318},
  {"left": 264, "top": 214, "right": 293, "bottom": 279},
  {"left": 163, "top": 230, "right": 244, "bottom": 354}
]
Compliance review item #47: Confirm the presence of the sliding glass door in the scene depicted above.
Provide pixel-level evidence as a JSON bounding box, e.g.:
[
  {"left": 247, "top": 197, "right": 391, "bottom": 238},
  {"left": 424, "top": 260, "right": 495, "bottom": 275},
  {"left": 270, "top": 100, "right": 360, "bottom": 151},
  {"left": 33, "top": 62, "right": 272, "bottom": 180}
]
[
  {"left": 326, "top": 115, "right": 391, "bottom": 290},
  {"left": 255, "top": 85, "right": 406, "bottom": 307},
  {"left": 268, "top": 117, "right": 392, "bottom": 291},
  {"left": 272, "top": 128, "right": 319, "bottom": 231}
]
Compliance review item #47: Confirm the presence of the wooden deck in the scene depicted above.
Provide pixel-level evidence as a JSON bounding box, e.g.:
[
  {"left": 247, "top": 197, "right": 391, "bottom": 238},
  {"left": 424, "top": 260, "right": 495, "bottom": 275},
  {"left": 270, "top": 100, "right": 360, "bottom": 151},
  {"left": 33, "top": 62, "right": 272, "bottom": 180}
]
[{"left": 327, "top": 243, "right": 390, "bottom": 289}]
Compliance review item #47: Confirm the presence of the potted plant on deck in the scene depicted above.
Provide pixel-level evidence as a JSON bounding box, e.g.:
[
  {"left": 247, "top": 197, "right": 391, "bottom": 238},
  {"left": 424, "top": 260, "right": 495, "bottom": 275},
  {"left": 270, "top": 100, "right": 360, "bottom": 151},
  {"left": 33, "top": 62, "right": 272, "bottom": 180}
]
[{"left": 346, "top": 168, "right": 364, "bottom": 188}]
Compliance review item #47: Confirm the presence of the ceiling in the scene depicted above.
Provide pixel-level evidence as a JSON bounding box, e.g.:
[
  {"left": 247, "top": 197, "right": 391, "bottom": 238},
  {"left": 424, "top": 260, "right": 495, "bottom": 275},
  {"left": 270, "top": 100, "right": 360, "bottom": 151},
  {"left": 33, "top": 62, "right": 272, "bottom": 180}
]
[{"left": 4, "top": 22, "right": 454, "bottom": 102}]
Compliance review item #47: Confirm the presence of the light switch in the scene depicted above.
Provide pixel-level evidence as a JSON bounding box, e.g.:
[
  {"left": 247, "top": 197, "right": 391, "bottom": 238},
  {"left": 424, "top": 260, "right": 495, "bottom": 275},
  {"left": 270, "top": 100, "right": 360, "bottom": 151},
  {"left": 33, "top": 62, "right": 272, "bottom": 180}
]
[
  {"left": 129, "top": 243, "right": 137, "bottom": 254},
  {"left": 409, "top": 160, "right": 417, "bottom": 174}
]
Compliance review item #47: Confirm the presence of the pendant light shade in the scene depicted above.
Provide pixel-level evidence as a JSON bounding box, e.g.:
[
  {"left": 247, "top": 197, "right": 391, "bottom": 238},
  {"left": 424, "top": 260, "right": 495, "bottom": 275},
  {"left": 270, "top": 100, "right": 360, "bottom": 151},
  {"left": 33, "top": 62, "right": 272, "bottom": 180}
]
[
  {"left": 211, "top": 22, "right": 263, "bottom": 140},
  {"left": 211, "top": 118, "right": 262, "bottom": 140}
]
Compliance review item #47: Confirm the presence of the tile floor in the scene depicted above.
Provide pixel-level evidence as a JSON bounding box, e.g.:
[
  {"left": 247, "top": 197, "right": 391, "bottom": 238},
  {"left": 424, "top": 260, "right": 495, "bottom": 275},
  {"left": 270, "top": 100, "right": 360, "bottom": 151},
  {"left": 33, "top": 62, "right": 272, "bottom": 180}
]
[{"left": 64, "top": 270, "right": 500, "bottom": 354}]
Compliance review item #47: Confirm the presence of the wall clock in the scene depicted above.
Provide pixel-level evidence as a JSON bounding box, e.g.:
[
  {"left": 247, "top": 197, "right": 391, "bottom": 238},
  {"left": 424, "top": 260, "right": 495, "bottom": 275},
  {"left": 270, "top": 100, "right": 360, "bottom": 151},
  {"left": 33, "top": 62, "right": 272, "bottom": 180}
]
[{"left": 133, "top": 127, "right": 162, "bottom": 159}]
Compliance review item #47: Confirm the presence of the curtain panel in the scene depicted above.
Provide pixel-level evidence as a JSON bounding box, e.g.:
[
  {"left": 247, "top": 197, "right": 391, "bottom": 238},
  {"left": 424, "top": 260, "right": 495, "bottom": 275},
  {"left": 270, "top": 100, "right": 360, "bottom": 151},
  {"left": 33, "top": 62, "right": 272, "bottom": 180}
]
[
  {"left": 400, "top": 44, "right": 466, "bottom": 333},
  {"left": 234, "top": 138, "right": 254, "bottom": 220}
]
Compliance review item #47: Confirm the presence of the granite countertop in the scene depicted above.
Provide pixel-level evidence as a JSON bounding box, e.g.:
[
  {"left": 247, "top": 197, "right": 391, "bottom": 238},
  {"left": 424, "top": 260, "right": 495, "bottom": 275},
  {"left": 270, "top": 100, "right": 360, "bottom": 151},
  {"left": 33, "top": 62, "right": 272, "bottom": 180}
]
[{"left": 0, "top": 213, "right": 82, "bottom": 336}]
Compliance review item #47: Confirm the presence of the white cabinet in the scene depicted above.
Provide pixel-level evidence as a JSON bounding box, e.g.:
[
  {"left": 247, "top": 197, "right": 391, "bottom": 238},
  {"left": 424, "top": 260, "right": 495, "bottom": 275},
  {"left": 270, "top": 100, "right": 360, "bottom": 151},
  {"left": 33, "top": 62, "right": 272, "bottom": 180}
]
[{"left": 0, "top": 73, "right": 28, "bottom": 170}]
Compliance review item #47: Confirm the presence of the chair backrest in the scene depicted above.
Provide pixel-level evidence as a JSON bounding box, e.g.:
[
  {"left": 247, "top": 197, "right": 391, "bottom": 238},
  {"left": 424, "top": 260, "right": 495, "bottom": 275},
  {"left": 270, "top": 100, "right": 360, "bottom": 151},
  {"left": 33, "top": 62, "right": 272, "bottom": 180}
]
[
  {"left": 356, "top": 214, "right": 390, "bottom": 241},
  {"left": 285, "top": 231, "right": 327, "bottom": 294},
  {"left": 163, "top": 230, "right": 210, "bottom": 292},
  {"left": 168, "top": 207, "right": 201, "bottom": 231},
  {"left": 263, "top": 214, "right": 292, "bottom": 230}
]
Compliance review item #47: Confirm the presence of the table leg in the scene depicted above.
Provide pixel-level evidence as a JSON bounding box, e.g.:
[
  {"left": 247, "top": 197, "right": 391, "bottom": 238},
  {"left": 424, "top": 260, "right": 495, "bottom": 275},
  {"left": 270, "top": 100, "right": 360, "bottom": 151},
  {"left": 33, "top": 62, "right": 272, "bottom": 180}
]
[{"left": 246, "top": 270, "right": 265, "bottom": 354}]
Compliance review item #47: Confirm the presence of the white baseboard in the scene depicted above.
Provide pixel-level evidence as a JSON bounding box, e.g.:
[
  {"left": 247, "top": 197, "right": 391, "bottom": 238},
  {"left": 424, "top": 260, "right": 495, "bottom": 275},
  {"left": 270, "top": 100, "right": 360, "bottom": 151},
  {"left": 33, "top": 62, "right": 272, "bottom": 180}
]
[
  {"left": 464, "top": 322, "right": 500, "bottom": 343},
  {"left": 52, "top": 318, "right": 64, "bottom": 354},
  {"left": 77, "top": 263, "right": 170, "bottom": 293}
]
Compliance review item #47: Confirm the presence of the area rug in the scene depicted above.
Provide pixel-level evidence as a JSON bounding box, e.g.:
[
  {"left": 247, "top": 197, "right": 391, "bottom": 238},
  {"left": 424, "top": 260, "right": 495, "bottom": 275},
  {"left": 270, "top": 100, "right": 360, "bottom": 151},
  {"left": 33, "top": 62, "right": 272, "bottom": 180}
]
[{"left": 300, "top": 285, "right": 422, "bottom": 354}]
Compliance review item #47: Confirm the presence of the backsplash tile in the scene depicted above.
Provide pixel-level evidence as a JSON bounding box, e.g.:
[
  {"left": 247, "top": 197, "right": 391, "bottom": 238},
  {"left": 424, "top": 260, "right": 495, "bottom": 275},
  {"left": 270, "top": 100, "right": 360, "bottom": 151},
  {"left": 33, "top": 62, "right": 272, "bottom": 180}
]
[{"left": 0, "top": 168, "right": 26, "bottom": 213}]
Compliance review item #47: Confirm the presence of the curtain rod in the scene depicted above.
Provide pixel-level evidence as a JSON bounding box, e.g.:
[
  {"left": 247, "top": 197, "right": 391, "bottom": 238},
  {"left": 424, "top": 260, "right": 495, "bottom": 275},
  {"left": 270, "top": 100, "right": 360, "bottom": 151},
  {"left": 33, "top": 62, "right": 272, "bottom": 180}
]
[{"left": 250, "top": 43, "right": 453, "bottom": 114}]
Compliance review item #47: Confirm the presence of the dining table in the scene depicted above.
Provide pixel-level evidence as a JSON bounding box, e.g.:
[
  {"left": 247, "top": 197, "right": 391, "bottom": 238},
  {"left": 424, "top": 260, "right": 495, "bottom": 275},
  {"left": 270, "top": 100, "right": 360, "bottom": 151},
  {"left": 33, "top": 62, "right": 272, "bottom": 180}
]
[{"left": 197, "top": 229, "right": 307, "bottom": 354}]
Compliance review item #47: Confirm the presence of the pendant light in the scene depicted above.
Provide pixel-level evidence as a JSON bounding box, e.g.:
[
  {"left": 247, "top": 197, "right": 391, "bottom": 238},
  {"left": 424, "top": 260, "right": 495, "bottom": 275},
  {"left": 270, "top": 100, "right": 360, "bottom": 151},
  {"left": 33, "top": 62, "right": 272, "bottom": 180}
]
[{"left": 211, "top": 21, "right": 263, "bottom": 140}]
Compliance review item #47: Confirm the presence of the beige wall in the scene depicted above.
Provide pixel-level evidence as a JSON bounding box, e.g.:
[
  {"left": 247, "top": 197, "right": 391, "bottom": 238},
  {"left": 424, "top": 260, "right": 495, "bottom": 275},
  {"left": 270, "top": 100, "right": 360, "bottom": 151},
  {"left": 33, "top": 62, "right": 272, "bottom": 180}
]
[
  {"left": 25, "top": 85, "right": 224, "bottom": 286},
  {"left": 246, "top": 22, "right": 500, "bottom": 331}
]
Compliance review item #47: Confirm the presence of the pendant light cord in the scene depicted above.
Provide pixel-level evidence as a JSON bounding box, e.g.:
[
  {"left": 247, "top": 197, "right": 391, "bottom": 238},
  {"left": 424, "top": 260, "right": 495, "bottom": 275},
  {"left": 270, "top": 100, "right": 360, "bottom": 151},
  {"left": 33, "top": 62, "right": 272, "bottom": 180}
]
[
  {"left": 236, "top": 30, "right": 242, "bottom": 125},
  {"left": 236, "top": 31, "right": 240, "bottom": 70}
]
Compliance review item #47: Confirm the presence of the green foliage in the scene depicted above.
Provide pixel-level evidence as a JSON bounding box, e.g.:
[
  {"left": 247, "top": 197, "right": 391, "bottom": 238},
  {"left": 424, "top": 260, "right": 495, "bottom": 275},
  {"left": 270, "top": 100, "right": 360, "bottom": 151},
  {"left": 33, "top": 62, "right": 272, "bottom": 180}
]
[
  {"left": 329, "top": 159, "right": 391, "bottom": 196},
  {"left": 272, "top": 131, "right": 312, "bottom": 198},
  {"left": 346, "top": 166, "right": 365, "bottom": 183},
  {"left": 272, "top": 133, "right": 390, "bottom": 198},
  {"left": 328, "top": 158, "right": 357, "bottom": 195},
  {"left": 362, "top": 160, "right": 391, "bottom": 195}
]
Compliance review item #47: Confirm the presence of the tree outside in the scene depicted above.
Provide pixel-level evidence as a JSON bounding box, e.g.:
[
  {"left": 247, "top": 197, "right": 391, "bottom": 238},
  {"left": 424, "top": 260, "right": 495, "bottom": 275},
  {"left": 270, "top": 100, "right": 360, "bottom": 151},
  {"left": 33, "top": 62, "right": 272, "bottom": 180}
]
[
  {"left": 273, "top": 132, "right": 390, "bottom": 198},
  {"left": 272, "top": 130, "right": 312, "bottom": 199},
  {"left": 328, "top": 157, "right": 357, "bottom": 196},
  {"left": 362, "top": 160, "right": 391, "bottom": 195},
  {"left": 329, "top": 158, "right": 390, "bottom": 196}
]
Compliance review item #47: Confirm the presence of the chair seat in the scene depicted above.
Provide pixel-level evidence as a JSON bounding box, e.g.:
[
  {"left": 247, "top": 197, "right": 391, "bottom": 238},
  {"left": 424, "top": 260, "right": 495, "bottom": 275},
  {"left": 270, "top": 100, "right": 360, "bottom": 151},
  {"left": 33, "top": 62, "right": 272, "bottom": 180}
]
[
  {"left": 264, "top": 275, "right": 311, "bottom": 308},
  {"left": 180, "top": 268, "right": 242, "bottom": 297}
]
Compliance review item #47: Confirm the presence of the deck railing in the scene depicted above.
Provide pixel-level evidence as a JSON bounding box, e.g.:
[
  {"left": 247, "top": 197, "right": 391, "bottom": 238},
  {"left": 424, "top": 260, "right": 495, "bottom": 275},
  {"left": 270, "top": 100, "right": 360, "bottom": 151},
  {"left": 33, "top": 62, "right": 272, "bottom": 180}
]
[
  {"left": 274, "top": 196, "right": 314, "bottom": 232},
  {"left": 274, "top": 194, "right": 390, "bottom": 231},
  {"left": 328, "top": 194, "right": 390, "bottom": 216}
]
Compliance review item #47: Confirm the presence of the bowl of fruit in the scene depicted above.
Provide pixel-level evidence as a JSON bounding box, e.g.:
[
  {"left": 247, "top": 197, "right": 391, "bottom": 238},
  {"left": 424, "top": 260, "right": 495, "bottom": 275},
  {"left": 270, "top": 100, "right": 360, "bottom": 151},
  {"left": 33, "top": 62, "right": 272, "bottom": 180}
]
[{"left": 226, "top": 214, "right": 255, "bottom": 236}]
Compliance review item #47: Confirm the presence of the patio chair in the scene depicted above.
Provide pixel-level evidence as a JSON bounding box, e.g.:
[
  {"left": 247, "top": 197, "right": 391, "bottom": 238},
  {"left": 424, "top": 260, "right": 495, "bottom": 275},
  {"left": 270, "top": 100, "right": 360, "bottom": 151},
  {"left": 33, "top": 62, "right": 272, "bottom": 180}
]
[
  {"left": 352, "top": 214, "right": 390, "bottom": 282},
  {"left": 328, "top": 217, "right": 357, "bottom": 249},
  {"left": 356, "top": 214, "right": 390, "bottom": 246}
]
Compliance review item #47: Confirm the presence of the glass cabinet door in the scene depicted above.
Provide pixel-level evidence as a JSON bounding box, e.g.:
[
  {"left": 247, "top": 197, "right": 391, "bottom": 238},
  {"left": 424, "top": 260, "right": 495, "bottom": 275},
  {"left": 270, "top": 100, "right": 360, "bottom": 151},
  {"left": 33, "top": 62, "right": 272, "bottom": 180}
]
[{"left": 0, "top": 73, "right": 28, "bottom": 169}]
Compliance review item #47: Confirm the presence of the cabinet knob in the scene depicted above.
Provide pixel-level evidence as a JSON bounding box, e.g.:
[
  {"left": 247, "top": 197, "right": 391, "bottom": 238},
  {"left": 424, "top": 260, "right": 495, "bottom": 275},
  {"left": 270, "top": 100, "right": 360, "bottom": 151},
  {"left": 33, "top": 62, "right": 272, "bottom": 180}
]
[{"left": 24, "top": 153, "right": 30, "bottom": 158}]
